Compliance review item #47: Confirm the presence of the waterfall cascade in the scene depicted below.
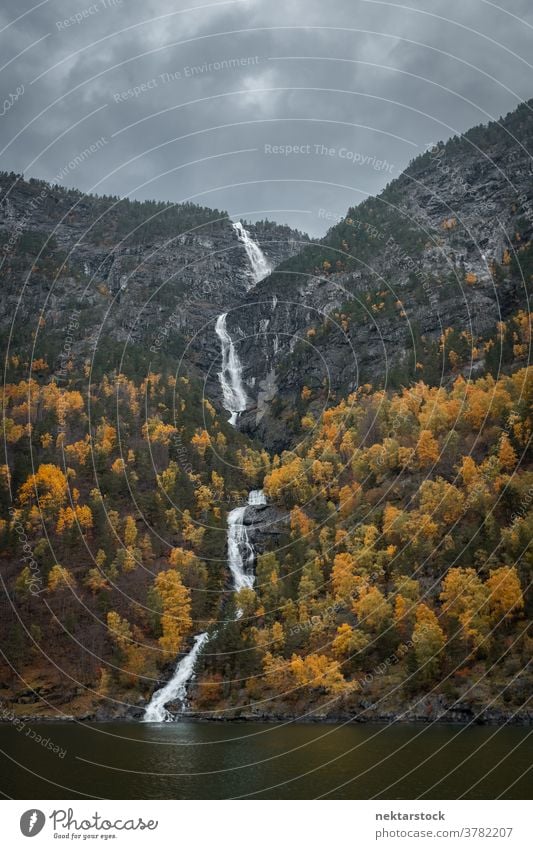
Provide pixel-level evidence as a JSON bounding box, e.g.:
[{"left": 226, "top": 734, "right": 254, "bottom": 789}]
[
  {"left": 232, "top": 221, "right": 271, "bottom": 285},
  {"left": 215, "top": 226, "right": 270, "bottom": 425},
  {"left": 144, "top": 227, "right": 271, "bottom": 722},
  {"left": 143, "top": 490, "right": 267, "bottom": 721},
  {"left": 143, "top": 632, "right": 209, "bottom": 722},
  {"left": 227, "top": 489, "right": 266, "bottom": 594},
  {"left": 215, "top": 313, "right": 248, "bottom": 426}
]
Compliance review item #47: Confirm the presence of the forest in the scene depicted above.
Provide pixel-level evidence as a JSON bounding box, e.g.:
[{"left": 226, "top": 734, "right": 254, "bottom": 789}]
[{"left": 1, "top": 307, "right": 531, "bottom": 720}]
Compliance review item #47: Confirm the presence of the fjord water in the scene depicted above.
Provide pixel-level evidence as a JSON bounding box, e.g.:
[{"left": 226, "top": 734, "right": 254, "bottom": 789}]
[{"left": 1, "top": 721, "right": 531, "bottom": 799}]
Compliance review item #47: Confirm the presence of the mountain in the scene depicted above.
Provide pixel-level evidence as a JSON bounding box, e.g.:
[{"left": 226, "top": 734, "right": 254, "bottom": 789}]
[
  {"left": 0, "top": 99, "right": 532, "bottom": 725},
  {"left": 228, "top": 100, "right": 533, "bottom": 449},
  {"left": 3, "top": 99, "right": 532, "bottom": 449},
  {"left": 0, "top": 171, "right": 307, "bottom": 381}
]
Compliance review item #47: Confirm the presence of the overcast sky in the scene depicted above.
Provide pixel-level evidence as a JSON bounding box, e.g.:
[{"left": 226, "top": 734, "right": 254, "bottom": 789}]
[{"left": 1, "top": 0, "right": 533, "bottom": 235}]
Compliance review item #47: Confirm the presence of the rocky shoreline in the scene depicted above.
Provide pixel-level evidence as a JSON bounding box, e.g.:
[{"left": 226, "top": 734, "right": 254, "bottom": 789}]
[{"left": 3, "top": 701, "right": 532, "bottom": 726}]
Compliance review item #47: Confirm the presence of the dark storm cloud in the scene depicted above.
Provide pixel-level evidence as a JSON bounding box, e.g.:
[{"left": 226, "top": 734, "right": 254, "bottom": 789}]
[{"left": 1, "top": 0, "right": 533, "bottom": 233}]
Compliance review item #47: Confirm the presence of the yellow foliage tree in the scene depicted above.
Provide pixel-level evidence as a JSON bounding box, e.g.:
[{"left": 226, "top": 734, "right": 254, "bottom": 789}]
[
  {"left": 271, "top": 621, "right": 285, "bottom": 650},
  {"left": 331, "top": 552, "right": 360, "bottom": 601},
  {"left": 19, "top": 464, "right": 68, "bottom": 517},
  {"left": 290, "top": 653, "right": 345, "bottom": 694},
  {"left": 338, "top": 483, "right": 362, "bottom": 518},
  {"left": 486, "top": 566, "right": 524, "bottom": 624},
  {"left": 84, "top": 568, "right": 109, "bottom": 594},
  {"left": 65, "top": 437, "right": 91, "bottom": 466},
  {"left": 181, "top": 509, "right": 205, "bottom": 547},
  {"left": 416, "top": 429, "right": 440, "bottom": 468},
  {"left": 154, "top": 570, "right": 192, "bottom": 658},
  {"left": 498, "top": 435, "right": 517, "bottom": 471},
  {"left": 440, "top": 568, "right": 490, "bottom": 651},
  {"left": 332, "top": 623, "right": 369, "bottom": 659},
  {"left": 124, "top": 515, "right": 138, "bottom": 547},
  {"left": 191, "top": 429, "right": 211, "bottom": 458},
  {"left": 290, "top": 506, "right": 315, "bottom": 537},
  {"left": 48, "top": 564, "right": 76, "bottom": 592},
  {"left": 412, "top": 603, "right": 445, "bottom": 681},
  {"left": 195, "top": 485, "right": 213, "bottom": 513},
  {"left": 107, "top": 610, "right": 132, "bottom": 651},
  {"left": 353, "top": 587, "right": 392, "bottom": 633}
]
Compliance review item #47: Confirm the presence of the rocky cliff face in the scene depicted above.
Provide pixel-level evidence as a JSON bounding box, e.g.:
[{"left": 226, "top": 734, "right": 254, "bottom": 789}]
[
  {"left": 243, "top": 500, "right": 289, "bottom": 556},
  {"left": 0, "top": 173, "right": 306, "bottom": 381}
]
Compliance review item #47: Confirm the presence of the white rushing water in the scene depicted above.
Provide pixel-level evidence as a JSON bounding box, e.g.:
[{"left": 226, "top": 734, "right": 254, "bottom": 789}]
[
  {"left": 232, "top": 221, "right": 271, "bottom": 285},
  {"left": 144, "top": 225, "right": 271, "bottom": 722},
  {"left": 227, "top": 489, "right": 266, "bottom": 593},
  {"left": 215, "top": 225, "right": 271, "bottom": 424},
  {"left": 143, "top": 632, "right": 209, "bottom": 722},
  {"left": 215, "top": 312, "right": 249, "bottom": 426},
  {"left": 248, "top": 489, "right": 267, "bottom": 506},
  {"left": 144, "top": 490, "right": 267, "bottom": 721}
]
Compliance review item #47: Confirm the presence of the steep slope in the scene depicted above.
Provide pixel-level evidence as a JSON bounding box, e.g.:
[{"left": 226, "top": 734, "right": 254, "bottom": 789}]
[
  {"left": 1, "top": 99, "right": 533, "bottom": 724},
  {"left": 226, "top": 100, "right": 533, "bottom": 449},
  {"left": 0, "top": 172, "right": 307, "bottom": 384}
]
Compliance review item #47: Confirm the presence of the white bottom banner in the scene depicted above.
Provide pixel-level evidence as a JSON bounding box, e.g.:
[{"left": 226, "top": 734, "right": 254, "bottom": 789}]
[{"left": 3, "top": 800, "right": 529, "bottom": 848}]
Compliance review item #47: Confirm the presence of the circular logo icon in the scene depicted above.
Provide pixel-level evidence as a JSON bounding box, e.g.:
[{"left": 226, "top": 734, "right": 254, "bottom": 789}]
[{"left": 20, "top": 810, "right": 46, "bottom": 837}]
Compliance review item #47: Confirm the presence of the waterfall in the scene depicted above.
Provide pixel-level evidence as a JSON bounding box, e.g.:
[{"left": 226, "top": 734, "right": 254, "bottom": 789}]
[
  {"left": 215, "top": 312, "right": 249, "bottom": 426},
  {"left": 145, "top": 222, "right": 269, "bottom": 721},
  {"left": 248, "top": 489, "right": 267, "bottom": 506},
  {"left": 227, "top": 506, "right": 254, "bottom": 592},
  {"left": 232, "top": 221, "right": 271, "bottom": 285},
  {"left": 214, "top": 225, "right": 269, "bottom": 423},
  {"left": 144, "top": 490, "right": 266, "bottom": 721},
  {"left": 143, "top": 632, "right": 209, "bottom": 722},
  {"left": 227, "top": 490, "right": 266, "bottom": 593}
]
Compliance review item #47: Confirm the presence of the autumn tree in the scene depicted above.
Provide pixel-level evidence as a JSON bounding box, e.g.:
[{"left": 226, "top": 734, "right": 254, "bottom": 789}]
[
  {"left": 486, "top": 566, "right": 524, "bottom": 625},
  {"left": 48, "top": 564, "right": 76, "bottom": 592},
  {"left": 498, "top": 435, "right": 517, "bottom": 471},
  {"left": 412, "top": 603, "right": 445, "bottom": 681},
  {"left": 332, "top": 623, "right": 369, "bottom": 659},
  {"left": 19, "top": 464, "right": 68, "bottom": 519},
  {"left": 440, "top": 568, "right": 490, "bottom": 653},
  {"left": 416, "top": 429, "right": 440, "bottom": 468},
  {"left": 84, "top": 568, "right": 109, "bottom": 594},
  {"left": 331, "top": 552, "right": 360, "bottom": 602},
  {"left": 153, "top": 570, "right": 192, "bottom": 658},
  {"left": 124, "top": 515, "right": 138, "bottom": 547},
  {"left": 107, "top": 611, "right": 132, "bottom": 651},
  {"left": 354, "top": 587, "right": 392, "bottom": 634},
  {"left": 419, "top": 478, "right": 465, "bottom": 526}
]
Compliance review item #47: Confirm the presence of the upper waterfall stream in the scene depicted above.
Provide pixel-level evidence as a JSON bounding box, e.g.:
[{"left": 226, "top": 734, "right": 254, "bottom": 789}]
[
  {"left": 215, "top": 313, "right": 248, "bottom": 426},
  {"left": 232, "top": 221, "right": 271, "bottom": 285},
  {"left": 215, "top": 223, "right": 271, "bottom": 425}
]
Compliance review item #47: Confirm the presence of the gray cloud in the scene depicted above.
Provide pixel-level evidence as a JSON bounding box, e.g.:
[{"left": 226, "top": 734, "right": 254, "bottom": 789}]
[{"left": 1, "top": 0, "right": 533, "bottom": 234}]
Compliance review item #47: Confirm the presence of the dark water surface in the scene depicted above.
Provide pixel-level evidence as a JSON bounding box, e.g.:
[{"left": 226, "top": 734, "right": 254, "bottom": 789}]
[{"left": 1, "top": 721, "right": 531, "bottom": 799}]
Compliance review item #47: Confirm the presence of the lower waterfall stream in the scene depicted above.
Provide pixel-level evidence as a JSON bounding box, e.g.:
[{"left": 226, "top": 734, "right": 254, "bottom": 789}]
[
  {"left": 143, "top": 633, "right": 209, "bottom": 722},
  {"left": 143, "top": 489, "right": 267, "bottom": 722}
]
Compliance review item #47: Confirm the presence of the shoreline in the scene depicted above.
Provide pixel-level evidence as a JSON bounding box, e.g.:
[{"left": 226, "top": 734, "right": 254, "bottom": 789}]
[{"left": 1, "top": 710, "right": 532, "bottom": 726}]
